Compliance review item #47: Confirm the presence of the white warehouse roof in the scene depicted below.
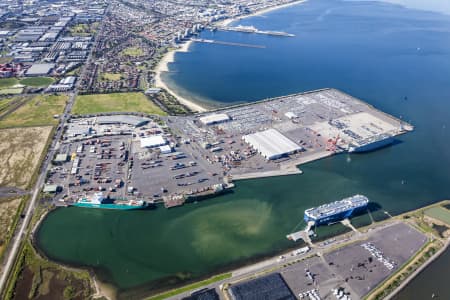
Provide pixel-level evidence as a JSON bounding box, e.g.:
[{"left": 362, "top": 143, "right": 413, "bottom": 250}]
[
  {"left": 199, "top": 113, "right": 230, "bottom": 125},
  {"left": 243, "top": 129, "right": 302, "bottom": 160},
  {"left": 26, "top": 63, "right": 55, "bottom": 75},
  {"left": 140, "top": 135, "right": 166, "bottom": 148},
  {"left": 285, "top": 112, "right": 298, "bottom": 119}
]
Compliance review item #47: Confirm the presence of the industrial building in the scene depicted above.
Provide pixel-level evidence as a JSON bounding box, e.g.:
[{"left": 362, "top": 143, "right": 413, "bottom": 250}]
[
  {"left": 95, "top": 115, "right": 150, "bottom": 127},
  {"left": 53, "top": 153, "right": 69, "bottom": 164},
  {"left": 242, "top": 129, "right": 302, "bottom": 160},
  {"left": 43, "top": 184, "right": 60, "bottom": 193},
  {"left": 25, "top": 63, "right": 55, "bottom": 76},
  {"left": 229, "top": 273, "right": 296, "bottom": 300},
  {"left": 140, "top": 135, "right": 166, "bottom": 148},
  {"left": 199, "top": 113, "right": 230, "bottom": 125},
  {"left": 48, "top": 76, "right": 76, "bottom": 91},
  {"left": 159, "top": 145, "right": 172, "bottom": 154}
]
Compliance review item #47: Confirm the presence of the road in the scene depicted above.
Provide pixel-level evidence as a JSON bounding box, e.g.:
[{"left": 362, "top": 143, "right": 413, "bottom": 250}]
[
  {"left": 0, "top": 10, "right": 107, "bottom": 295},
  {"left": 0, "top": 91, "right": 75, "bottom": 293}
]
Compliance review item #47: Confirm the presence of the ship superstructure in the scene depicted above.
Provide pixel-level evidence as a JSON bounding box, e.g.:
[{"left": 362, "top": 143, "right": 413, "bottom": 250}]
[{"left": 348, "top": 133, "right": 394, "bottom": 153}]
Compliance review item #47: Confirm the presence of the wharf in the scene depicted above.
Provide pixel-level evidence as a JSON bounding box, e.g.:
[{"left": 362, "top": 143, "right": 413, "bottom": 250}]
[
  {"left": 218, "top": 26, "right": 295, "bottom": 37},
  {"left": 191, "top": 38, "right": 266, "bottom": 48},
  {"left": 231, "top": 168, "right": 302, "bottom": 181}
]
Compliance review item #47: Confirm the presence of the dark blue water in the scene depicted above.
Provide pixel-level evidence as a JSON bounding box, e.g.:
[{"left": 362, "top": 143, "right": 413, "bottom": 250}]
[{"left": 162, "top": 0, "right": 450, "bottom": 296}]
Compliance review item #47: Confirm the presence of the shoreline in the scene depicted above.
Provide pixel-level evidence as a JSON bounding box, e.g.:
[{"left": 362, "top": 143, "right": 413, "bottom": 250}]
[
  {"left": 153, "top": 41, "right": 207, "bottom": 113},
  {"left": 218, "top": 0, "right": 308, "bottom": 27},
  {"left": 385, "top": 240, "right": 450, "bottom": 300},
  {"left": 152, "top": 0, "right": 308, "bottom": 113}
]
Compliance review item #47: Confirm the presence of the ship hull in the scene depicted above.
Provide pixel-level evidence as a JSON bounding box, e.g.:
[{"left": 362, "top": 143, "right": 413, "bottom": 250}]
[
  {"left": 349, "top": 136, "right": 394, "bottom": 153},
  {"left": 304, "top": 204, "right": 368, "bottom": 225},
  {"left": 71, "top": 202, "right": 147, "bottom": 210}
]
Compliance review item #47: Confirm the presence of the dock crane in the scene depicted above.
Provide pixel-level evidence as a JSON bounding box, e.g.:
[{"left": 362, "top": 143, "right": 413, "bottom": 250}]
[{"left": 326, "top": 134, "right": 340, "bottom": 152}]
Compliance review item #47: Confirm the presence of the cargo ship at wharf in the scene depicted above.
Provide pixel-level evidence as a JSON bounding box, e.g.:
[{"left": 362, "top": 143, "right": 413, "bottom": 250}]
[
  {"left": 70, "top": 192, "right": 148, "bottom": 210},
  {"left": 163, "top": 182, "right": 235, "bottom": 208},
  {"left": 348, "top": 133, "right": 395, "bottom": 153},
  {"left": 304, "top": 195, "right": 369, "bottom": 226}
]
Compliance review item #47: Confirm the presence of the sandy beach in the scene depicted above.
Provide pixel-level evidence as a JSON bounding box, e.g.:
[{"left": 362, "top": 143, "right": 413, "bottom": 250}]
[
  {"left": 153, "top": 0, "right": 308, "bottom": 113},
  {"left": 153, "top": 40, "right": 207, "bottom": 112},
  {"left": 218, "top": 0, "right": 308, "bottom": 27}
]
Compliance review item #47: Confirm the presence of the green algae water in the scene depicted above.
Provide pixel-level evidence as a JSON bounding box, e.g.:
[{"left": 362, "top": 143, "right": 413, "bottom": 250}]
[{"left": 36, "top": 0, "right": 450, "bottom": 297}]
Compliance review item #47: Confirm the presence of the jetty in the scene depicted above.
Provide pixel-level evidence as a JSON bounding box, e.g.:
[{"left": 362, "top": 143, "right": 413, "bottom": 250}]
[
  {"left": 217, "top": 25, "right": 295, "bottom": 37},
  {"left": 191, "top": 38, "right": 266, "bottom": 49}
]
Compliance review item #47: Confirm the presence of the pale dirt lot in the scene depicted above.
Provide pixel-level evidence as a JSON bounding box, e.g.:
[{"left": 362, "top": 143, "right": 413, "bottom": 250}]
[{"left": 0, "top": 126, "right": 52, "bottom": 189}]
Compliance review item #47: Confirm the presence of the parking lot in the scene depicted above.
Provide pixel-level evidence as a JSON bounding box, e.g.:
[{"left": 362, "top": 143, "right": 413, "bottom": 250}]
[{"left": 323, "top": 222, "right": 428, "bottom": 298}]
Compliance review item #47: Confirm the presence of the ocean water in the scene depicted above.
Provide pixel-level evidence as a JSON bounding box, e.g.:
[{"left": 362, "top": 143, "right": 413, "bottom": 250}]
[{"left": 36, "top": 0, "right": 450, "bottom": 297}]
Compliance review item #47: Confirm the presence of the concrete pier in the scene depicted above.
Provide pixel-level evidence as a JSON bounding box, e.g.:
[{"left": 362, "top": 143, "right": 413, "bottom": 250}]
[{"left": 191, "top": 38, "right": 266, "bottom": 48}]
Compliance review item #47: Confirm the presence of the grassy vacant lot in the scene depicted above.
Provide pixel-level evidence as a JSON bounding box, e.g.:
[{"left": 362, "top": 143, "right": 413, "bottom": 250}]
[
  {"left": 68, "top": 22, "right": 99, "bottom": 36},
  {"left": 121, "top": 46, "right": 144, "bottom": 57},
  {"left": 6, "top": 242, "right": 93, "bottom": 300},
  {"left": 0, "top": 96, "right": 30, "bottom": 119},
  {"left": 0, "top": 126, "right": 52, "bottom": 189},
  {"left": 0, "top": 78, "right": 18, "bottom": 88},
  {"left": 19, "top": 77, "right": 54, "bottom": 87},
  {"left": 0, "top": 88, "right": 23, "bottom": 95},
  {"left": 0, "top": 98, "right": 16, "bottom": 115},
  {"left": 0, "top": 198, "right": 23, "bottom": 260},
  {"left": 425, "top": 206, "right": 450, "bottom": 225},
  {"left": 73, "top": 92, "right": 166, "bottom": 115},
  {"left": 99, "top": 72, "right": 122, "bottom": 81},
  {"left": 0, "top": 94, "right": 68, "bottom": 128}
]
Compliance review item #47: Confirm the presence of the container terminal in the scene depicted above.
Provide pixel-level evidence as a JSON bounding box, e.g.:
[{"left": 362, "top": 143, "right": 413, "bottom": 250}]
[{"left": 45, "top": 88, "right": 412, "bottom": 209}]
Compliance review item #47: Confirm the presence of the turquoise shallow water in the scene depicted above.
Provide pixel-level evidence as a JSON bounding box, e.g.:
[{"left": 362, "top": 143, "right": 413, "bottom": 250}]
[{"left": 36, "top": 0, "right": 450, "bottom": 297}]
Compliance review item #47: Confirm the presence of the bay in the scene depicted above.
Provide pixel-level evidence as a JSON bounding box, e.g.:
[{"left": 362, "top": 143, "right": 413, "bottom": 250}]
[{"left": 36, "top": 0, "right": 450, "bottom": 297}]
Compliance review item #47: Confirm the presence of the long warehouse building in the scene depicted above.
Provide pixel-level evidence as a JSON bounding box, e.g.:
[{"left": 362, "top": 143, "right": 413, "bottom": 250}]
[{"left": 243, "top": 128, "right": 302, "bottom": 160}]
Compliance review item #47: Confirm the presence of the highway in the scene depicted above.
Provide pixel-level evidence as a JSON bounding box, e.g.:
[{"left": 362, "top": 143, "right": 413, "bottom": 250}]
[{"left": 0, "top": 10, "right": 107, "bottom": 295}]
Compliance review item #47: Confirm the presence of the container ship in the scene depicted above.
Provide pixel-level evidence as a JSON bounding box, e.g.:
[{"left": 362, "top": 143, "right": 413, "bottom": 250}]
[
  {"left": 71, "top": 192, "right": 147, "bottom": 210},
  {"left": 304, "top": 195, "right": 369, "bottom": 226},
  {"left": 348, "top": 133, "right": 394, "bottom": 153}
]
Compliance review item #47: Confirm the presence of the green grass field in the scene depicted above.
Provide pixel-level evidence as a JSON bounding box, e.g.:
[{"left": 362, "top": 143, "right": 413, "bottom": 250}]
[
  {"left": 0, "top": 78, "right": 18, "bottom": 89},
  {"left": 425, "top": 206, "right": 450, "bottom": 225},
  {"left": 99, "top": 72, "right": 122, "bottom": 81},
  {"left": 72, "top": 92, "right": 166, "bottom": 115},
  {"left": 121, "top": 47, "right": 144, "bottom": 57},
  {"left": 0, "top": 94, "right": 68, "bottom": 128},
  {"left": 20, "top": 77, "right": 54, "bottom": 87}
]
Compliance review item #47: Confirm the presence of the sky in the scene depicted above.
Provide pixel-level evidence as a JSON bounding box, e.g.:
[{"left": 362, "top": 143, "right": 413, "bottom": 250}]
[{"left": 353, "top": 0, "right": 450, "bottom": 15}]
